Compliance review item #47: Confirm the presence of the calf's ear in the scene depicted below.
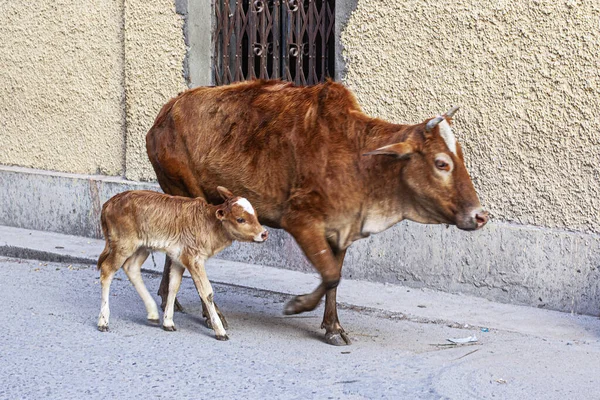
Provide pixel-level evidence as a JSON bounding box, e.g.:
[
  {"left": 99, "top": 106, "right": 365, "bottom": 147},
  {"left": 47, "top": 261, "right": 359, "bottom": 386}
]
[
  {"left": 363, "top": 140, "right": 416, "bottom": 160},
  {"left": 216, "top": 208, "right": 226, "bottom": 220},
  {"left": 216, "top": 186, "right": 234, "bottom": 200}
]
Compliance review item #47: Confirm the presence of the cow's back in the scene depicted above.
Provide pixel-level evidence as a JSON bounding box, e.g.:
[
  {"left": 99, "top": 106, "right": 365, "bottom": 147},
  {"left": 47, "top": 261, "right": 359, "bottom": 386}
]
[{"left": 146, "top": 80, "right": 365, "bottom": 228}]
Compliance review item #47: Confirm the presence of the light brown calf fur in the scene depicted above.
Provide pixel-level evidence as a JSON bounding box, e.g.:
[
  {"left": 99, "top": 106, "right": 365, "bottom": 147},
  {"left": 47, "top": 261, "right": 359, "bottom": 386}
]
[
  {"left": 146, "top": 79, "right": 488, "bottom": 345},
  {"left": 96, "top": 187, "right": 267, "bottom": 340}
]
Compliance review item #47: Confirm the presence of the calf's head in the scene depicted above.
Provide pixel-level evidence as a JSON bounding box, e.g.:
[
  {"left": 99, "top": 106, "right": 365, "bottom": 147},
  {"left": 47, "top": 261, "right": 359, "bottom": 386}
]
[
  {"left": 215, "top": 186, "right": 269, "bottom": 242},
  {"left": 364, "top": 107, "right": 488, "bottom": 231}
]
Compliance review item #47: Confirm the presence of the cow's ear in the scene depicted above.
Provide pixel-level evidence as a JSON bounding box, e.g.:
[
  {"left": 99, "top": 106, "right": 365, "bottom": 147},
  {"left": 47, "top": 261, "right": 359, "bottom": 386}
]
[
  {"left": 363, "top": 141, "right": 416, "bottom": 159},
  {"left": 216, "top": 186, "right": 234, "bottom": 200}
]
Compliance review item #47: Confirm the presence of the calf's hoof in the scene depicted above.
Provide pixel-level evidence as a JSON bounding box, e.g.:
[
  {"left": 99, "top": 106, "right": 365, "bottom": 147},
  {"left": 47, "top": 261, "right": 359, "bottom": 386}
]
[
  {"left": 98, "top": 325, "right": 109, "bottom": 332},
  {"left": 215, "top": 334, "right": 229, "bottom": 341},
  {"left": 147, "top": 318, "right": 160, "bottom": 325},
  {"left": 325, "top": 331, "right": 352, "bottom": 346},
  {"left": 162, "top": 325, "right": 177, "bottom": 332}
]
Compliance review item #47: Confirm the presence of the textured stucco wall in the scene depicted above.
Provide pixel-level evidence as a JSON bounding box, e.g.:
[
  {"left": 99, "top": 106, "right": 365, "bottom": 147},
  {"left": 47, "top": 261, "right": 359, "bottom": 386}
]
[
  {"left": 0, "top": 1, "right": 125, "bottom": 175},
  {"left": 342, "top": 0, "right": 600, "bottom": 233},
  {"left": 0, "top": 1, "right": 186, "bottom": 181},
  {"left": 123, "top": 0, "right": 187, "bottom": 181}
]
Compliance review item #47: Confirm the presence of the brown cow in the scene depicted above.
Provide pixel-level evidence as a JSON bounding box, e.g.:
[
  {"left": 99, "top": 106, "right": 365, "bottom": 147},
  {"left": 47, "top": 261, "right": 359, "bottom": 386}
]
[{"left": 146, "top": 79, "right": 488, "bottom": 346}]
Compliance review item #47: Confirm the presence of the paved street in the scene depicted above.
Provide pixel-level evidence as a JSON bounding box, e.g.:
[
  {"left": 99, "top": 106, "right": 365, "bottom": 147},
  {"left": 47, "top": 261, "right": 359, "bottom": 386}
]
[{"left": 1, "top": 256, "right": 599, "bottom": 399}]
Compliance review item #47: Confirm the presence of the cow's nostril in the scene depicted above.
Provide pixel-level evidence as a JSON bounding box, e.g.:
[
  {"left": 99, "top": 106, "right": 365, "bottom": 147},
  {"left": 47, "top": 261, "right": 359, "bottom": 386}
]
[
  {"left": 475, "top": 211, "right": 488, "bottom": 226},
  {"left": 261, "top": 231, "right": 269, "bottom": 240}
]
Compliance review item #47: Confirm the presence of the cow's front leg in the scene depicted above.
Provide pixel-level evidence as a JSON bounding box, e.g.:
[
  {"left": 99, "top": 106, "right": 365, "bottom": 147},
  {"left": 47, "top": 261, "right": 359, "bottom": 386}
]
[
  {"left": 283, "top": 220, "right": 342, "bottom": 323},
  {"left": 321, "top": 248, "right": 351, "bottom": 346}
]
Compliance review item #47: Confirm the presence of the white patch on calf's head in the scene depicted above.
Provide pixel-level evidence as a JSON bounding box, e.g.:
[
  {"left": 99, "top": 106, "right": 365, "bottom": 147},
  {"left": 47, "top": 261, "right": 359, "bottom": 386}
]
[
  {"left": 235, "top": 198, "right": 255, "bottom": 215},
  {"left": 438, "top": 119, "right": 457, "bottom": 155}
]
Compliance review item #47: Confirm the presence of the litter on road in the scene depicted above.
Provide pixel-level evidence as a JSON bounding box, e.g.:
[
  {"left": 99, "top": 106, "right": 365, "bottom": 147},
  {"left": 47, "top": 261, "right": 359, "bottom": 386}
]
[{"left": 447, "top": 335, "right": 478, "bottom": 344}]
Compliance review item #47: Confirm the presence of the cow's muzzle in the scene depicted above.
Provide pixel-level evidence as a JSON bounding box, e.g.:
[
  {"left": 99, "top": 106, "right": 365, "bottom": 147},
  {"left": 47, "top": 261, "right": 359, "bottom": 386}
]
[{"left": 457, "top": 208, "right": 489, "bottom": 231}]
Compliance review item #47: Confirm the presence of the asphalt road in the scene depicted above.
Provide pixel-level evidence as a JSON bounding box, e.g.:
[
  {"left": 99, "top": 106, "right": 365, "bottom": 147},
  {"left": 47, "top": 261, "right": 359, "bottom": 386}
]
[{"left": 1, "top": 256, "right": 599, "bottom": 399}]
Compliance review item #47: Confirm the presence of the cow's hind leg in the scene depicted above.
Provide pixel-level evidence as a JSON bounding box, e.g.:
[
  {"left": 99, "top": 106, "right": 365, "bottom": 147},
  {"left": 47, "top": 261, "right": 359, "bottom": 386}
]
[
  {"left": 122, "top": 248, "right": 159, "bottom": 324},
  {"left": 158, "top": 256, "right": 184, "bottom": 312},
  {"left": 321, "top": 248, "right": 351, "bottom": 346}
]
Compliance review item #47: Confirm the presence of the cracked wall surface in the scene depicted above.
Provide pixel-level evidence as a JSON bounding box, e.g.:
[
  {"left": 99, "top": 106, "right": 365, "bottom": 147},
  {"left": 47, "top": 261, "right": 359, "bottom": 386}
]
[{"left": 342, "top": 0, "right": 600, "bottom": 233}]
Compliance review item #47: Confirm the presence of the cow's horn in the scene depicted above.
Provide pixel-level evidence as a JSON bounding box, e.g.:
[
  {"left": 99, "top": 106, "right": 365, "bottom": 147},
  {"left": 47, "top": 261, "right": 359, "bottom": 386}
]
[
  {"left": 425, "top": 116, "right": 444, "bottom": 132},
  {"left": 445, "top": 106, "right": 459, "bottom": 117}
]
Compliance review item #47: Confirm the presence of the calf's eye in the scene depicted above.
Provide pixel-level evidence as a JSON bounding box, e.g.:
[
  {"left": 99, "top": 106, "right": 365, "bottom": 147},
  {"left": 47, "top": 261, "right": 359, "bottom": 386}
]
[{"left": 236, "top": 218, "right": 245, "bottom": 224}]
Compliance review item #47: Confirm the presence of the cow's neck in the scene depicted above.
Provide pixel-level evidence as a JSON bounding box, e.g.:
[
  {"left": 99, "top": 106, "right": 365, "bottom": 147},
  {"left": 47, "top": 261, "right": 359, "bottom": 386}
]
[{"left": 356, "top": 118, "right": 424, "bottom": 236}]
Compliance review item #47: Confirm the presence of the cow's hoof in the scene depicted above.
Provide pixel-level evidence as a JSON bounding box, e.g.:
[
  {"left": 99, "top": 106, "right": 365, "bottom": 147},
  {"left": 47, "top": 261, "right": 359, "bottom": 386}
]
[
  {"left": 98, "top": 325, "right": 109, "bottom": 332},
  {"left": 284, "top": 296, "right": 307, "bottom": 315},
  {"left": 162, "top": 325, "right": 177, "bottom": 332},
  {"left": 215, "top": 334, "right": 229, "bottom": 341},
  {"left": 147, "top": 318, "right": 160, "bottom": 325},
  {"left": 325, "top": 331, "right": 352, "bottom": 346}
]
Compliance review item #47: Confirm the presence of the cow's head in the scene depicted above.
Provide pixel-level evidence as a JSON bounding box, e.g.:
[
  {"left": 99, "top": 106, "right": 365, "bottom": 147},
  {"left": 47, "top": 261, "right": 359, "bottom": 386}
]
[
  {"left": 364, "top": 107, "right": 488, "bottom": 231},
  {"left": 215, "top": 186, "right": 269, "bottom": 242}
]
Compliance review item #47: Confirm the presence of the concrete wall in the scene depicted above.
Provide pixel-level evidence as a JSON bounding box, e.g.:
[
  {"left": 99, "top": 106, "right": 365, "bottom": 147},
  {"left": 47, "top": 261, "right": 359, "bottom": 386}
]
[
  {"left": 342, "top": 0, "right": 600, "bottom": 234},
  {"left": 0, "top": 0, "right": 186, "bottom": 180}
]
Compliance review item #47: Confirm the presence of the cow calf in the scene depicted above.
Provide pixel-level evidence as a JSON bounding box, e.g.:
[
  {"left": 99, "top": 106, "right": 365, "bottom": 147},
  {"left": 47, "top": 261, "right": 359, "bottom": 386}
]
[{"left": 96, "top": 186, "right": 268, "bottom": 340}]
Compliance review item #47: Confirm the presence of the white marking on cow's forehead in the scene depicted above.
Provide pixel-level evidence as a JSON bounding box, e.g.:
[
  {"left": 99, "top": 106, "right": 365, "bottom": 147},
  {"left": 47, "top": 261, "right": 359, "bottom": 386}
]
[
  {"left": 235, "top": 198, "right": 255, "bottom": 215},
  {"left": 438, "top": 119, "right": 457, "bottom": 155}
]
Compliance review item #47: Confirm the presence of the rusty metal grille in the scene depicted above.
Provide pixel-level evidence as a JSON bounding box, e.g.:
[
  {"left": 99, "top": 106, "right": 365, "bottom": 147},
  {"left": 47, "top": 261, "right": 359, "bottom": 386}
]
[{"left": 214, "top": 0, "right": 335, "bottom": 86}]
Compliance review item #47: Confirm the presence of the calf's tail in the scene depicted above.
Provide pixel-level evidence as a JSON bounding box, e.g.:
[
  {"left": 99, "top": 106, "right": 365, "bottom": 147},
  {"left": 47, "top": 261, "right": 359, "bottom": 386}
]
[{"left": 97, "top": 208, "right": 111, "bottom": 270}]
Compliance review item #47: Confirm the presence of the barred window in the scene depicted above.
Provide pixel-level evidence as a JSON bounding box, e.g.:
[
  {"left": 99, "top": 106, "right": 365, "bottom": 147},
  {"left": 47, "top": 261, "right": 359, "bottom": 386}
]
[{"left": 214, "top": 0, "right": 335, "bottom": 85}]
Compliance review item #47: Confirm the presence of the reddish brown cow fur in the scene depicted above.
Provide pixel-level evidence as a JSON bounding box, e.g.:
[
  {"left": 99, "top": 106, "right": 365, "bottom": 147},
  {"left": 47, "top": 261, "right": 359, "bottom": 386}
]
[{"left": 146, "top": 79, "right": 488, "bottom": 346}]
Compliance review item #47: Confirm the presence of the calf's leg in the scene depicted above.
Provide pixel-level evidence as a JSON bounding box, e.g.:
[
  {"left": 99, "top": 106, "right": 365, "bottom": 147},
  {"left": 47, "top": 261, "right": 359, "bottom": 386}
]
[
  {"left": 186, "top": 258, "right": 228, "bottom": 341},
  {"left": 160, "top": 255, "right": 229, "bottom": 329},
  {"left": 163, "top": 262, "right": 185, "bottom": 331},
  {"left": 202, "top": 302, "right": 229, "bottom": 330},
  {"left": 122, "top": 248, "right": 159, "bottom": 323},
  {"left": 97, "top": 249, "right": 129, "bottom": 332}
]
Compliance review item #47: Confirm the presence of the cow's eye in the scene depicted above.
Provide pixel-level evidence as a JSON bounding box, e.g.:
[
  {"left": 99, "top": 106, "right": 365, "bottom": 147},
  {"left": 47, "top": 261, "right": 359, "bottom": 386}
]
[
  {"left": 236, "top": 218, "right": 245, "bottom": 224},
  {"left": 435, "top": 160, "right": 450, "bottom": 171}
]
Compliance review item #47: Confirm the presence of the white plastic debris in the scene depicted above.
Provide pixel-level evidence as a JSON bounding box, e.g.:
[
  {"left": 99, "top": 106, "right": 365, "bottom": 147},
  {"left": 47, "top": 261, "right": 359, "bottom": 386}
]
[{"left": 447, "top": 335, "right": 478, "bottom": 344}]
